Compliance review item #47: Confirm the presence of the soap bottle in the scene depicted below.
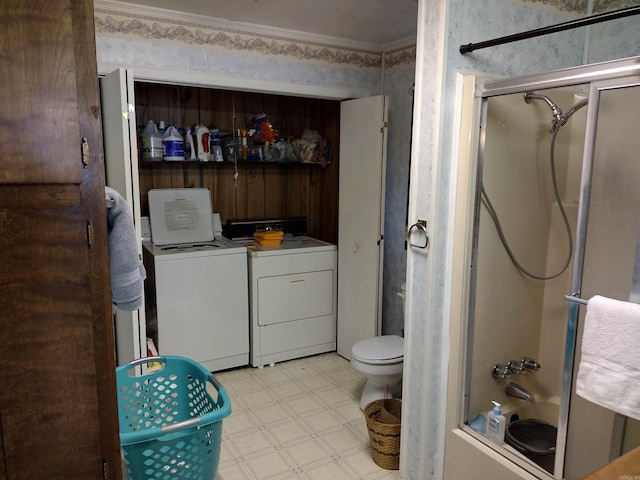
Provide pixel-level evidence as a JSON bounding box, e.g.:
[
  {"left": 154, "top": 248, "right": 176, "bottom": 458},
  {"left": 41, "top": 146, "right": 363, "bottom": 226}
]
[{"left": 486, "top": 401, "right": 506, "bottom": 444}]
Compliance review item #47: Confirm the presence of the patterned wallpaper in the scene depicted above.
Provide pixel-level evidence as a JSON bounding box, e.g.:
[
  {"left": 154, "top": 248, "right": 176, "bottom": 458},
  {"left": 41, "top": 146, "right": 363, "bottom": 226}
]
[
  {"left": 94, "top": 0, "right": 638, "bottom": 69},
  {"left": 524, "top": 0, "right": 640, "bottom": 12},
  {"left": 94, "top": 5, "right": 393, "bottom": 69}
]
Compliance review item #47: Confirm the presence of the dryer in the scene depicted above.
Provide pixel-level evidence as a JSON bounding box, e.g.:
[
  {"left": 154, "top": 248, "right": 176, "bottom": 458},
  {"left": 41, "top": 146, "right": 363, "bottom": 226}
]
[{"left": 225, "top": 218, "right": 337, "bottom": 368}]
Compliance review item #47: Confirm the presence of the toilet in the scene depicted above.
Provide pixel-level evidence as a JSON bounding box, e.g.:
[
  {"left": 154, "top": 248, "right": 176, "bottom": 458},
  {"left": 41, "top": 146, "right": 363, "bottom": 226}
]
[{"left": 351, "top": 335, "right": 404, "bottom": 410}]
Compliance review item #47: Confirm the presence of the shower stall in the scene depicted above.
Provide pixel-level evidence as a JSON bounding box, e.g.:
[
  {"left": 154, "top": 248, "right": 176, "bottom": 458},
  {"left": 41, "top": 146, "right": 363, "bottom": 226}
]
[{"left": 457, "top": 57, "right": 640, "bottom": 479}]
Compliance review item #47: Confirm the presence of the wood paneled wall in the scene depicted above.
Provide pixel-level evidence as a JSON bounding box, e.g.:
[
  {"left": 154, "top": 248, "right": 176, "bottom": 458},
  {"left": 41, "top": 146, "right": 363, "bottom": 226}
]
[{"left": 134, "top": 82, "right": 340, "bottom": 243}]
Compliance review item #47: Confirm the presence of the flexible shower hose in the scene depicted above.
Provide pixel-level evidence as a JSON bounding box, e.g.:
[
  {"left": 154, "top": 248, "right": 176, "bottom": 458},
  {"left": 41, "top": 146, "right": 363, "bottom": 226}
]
[{"left": 481, "top": 98, "right": 588, "bottom": 280}]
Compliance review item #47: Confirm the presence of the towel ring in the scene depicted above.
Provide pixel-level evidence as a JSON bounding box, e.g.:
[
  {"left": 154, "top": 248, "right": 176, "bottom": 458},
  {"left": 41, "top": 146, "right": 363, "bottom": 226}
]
[{"left": 406, "top": 220, "right": 429, "bottom": 249}]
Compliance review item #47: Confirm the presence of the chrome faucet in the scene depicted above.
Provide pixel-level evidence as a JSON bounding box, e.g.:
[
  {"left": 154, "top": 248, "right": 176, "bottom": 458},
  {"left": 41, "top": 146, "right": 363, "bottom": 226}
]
[
  {"left": 521, "top": 356, "right": 541, "bottom": 373},
  {"left": 491, "top": 356, "right": 541, "bottom": 379},
  {"left": 505, "top": 382, "right": 535, "bottom": 404},
  {"left": 507, "top": 360, "right": 526, "bottom": 375}
]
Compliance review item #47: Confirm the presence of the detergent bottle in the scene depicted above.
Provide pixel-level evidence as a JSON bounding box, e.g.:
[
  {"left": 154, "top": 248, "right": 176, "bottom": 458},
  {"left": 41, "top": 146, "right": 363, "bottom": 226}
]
[
  {"left": 141, "top": 120, "right": 163, "bottom": 161},
  {"left": 162, "top": 125, "right": 185, "bottom": 161}
]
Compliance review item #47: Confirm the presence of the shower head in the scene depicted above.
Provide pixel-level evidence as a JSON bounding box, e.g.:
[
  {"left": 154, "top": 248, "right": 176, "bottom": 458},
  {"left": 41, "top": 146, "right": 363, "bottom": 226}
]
[{"left": 524, "top": 92, "right": 563, "bottom": 133}]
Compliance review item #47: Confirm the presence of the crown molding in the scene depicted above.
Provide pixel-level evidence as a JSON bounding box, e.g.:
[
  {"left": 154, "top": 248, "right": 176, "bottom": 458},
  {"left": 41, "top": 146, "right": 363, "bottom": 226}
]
[{"left": 94, "top": 0, "right": 388, "bottom": 53}]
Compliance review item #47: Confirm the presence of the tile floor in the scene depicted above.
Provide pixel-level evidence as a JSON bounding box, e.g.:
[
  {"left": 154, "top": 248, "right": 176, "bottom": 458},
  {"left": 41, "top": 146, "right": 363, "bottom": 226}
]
[{"left": 214, "top": 352, "right": 400, "bottom": 480}]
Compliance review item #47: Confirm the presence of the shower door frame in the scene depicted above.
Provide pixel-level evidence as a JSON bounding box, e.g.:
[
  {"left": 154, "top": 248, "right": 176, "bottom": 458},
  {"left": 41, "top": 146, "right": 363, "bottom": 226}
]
[{"left": 463, "top": 56, "right": 640, "bottom": 479}]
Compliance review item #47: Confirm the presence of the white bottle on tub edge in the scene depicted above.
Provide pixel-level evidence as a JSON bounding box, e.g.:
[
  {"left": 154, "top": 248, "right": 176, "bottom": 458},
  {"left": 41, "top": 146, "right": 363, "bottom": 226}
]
[{"left": 486, "top": 400, "right": 506, "bottom": 444}]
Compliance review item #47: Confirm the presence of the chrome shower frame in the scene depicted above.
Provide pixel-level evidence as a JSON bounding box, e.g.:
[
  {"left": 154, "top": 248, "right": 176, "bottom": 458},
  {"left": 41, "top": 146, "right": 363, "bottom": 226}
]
[{"left": 466, "top": 56, "right": 640, "bottom": 479}]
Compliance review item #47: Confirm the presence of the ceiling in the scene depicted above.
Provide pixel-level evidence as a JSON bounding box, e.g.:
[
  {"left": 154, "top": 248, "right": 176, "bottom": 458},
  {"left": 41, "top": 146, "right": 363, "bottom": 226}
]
[{"left": 115, "top": 0, "right": 419, "bottom": 47}]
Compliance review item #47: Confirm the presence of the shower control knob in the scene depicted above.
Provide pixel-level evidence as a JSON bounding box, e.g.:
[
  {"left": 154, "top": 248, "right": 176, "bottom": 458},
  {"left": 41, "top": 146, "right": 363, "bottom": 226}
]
[
  {"left": 521, "top": 356, "right": 541, "bottom": 372},
  {"left": 507, "top": 360, "right": 526, "bottom": 375},
  {"left": 492, "top": 364, "right": 511, "bottom": 379}
]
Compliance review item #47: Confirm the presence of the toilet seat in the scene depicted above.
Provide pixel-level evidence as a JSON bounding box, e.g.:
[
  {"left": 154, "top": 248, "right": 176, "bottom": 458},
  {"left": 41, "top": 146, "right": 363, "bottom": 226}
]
[{"left": 352, "top": 335, "right": 404, "bottom": 365}]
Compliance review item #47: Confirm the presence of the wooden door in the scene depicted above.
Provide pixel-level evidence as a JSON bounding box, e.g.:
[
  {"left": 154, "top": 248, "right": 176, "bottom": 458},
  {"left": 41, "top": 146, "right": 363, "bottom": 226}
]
[
  {"left": 0, "top": 1, "right": 120, "bottom": 479},
  {"left": 337, "top": 96, "right": 388, "bottom": 359}
]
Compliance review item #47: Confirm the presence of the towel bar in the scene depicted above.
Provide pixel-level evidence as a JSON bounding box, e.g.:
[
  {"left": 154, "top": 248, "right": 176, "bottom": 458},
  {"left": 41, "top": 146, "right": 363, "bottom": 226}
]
[{"left": 564, "top": 295, "right": 588, "bottom": 305}]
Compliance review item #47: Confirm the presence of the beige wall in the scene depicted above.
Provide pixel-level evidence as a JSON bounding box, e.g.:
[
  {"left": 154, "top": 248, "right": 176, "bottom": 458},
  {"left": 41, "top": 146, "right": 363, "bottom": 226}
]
[{"left": 467, "top": 88, "right": 584, "bottom": 419}]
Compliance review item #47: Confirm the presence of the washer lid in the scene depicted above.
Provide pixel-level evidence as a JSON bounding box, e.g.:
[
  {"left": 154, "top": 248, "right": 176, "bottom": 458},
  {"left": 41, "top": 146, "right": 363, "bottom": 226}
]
[{"left": 352, "top": 335, "right": 404, "bottom": 363}]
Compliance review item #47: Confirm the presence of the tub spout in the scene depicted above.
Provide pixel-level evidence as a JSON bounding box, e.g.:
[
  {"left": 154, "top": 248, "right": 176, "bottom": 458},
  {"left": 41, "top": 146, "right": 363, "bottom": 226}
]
[{"left": 505, "top": 382, "right": 535, "bottom": 404}]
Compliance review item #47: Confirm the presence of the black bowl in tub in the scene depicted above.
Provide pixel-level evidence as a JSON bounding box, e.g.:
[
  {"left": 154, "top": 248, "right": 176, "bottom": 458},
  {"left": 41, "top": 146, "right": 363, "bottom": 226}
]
[{"left": 506, "top": 418, "right": 557, "bottom": 473}]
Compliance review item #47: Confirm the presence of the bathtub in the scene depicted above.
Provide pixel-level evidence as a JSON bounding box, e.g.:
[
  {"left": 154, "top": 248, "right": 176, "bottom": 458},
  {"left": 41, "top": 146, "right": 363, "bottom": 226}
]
[{"left": 501, "top": 399, "right": 560, "bottom": 426}]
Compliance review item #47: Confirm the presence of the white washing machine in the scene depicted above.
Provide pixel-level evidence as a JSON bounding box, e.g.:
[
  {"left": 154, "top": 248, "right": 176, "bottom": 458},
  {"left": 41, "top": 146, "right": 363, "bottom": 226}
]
[
  {"left": 143, "top": 236, "right": 249, "bottom": 372},
  {"left": 225, "top": 218, "right": 337, "bottom": 368}
]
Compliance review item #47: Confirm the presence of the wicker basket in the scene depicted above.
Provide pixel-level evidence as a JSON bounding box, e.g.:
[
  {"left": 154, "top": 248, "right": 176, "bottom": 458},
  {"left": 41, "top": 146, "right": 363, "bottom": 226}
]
[{"left": 364, "top": 398, "right": 402, "bottom": 470}]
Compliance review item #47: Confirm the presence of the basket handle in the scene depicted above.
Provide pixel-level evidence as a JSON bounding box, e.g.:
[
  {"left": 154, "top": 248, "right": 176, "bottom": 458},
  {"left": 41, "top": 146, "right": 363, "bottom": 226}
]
[
  {"left": 160, "top": 416, "right": 201, "bottom": 434},
  {"left": 208, "top": 373, "right": 223, "bottom": 391},
  {"left": 123, "top": 355, "right": 166, "bottom": 375}
]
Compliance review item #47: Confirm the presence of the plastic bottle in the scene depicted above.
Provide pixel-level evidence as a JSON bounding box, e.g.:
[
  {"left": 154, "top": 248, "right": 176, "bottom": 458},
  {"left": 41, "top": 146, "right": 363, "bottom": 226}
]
[
  {"left": 162, "top": 125, "right": 185, "bottom": 161},
  {"left": 210, "top": 128, "right": 223, "bottom": 162},
  {"left": 194, "top": 124, "right": 210, "bottom": 162},
  {"left": 157, "top": 120, "right": 166, "bottom": 137},
  {"left": 184, "top": 127, "right": 196, "bottom": 160},
  {"left": 486, "top": 401, "right": 506, "bottom": 444},
  {"left": 141, "top": 120, "right": 163, "bottom": 161},
  {"left": 240, "top": 129, "right": 248, "bottom": 160}
]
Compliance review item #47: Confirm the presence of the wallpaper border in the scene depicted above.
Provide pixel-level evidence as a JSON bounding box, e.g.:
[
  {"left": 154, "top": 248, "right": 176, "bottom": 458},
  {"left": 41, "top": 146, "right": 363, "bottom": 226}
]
[{"left": 94, "top": 6, "right": 417, "bottom": 69}]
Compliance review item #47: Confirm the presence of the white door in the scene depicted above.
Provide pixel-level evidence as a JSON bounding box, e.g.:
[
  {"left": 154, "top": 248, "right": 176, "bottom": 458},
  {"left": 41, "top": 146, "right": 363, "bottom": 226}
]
[
  {"left": 337, "top": 95, "right": 388, "bottom": 359},
  {"left": 100, "top": 68, "right": 146, "bottom": 365}
]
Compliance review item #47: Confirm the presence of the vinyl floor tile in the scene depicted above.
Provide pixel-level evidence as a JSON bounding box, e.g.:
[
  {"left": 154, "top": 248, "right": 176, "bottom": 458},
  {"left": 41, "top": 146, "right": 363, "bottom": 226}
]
[{"left": 216, "top": 353, "right": 401, "bottom": 480}]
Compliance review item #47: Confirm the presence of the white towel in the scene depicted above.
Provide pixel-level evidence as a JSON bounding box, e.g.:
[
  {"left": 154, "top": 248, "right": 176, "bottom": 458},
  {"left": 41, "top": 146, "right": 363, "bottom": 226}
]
[
  {"left": 576, "top": 295, "right": 640, "bottom": 420},
  {"left": 105, "top": 186, "right": 146, "bottom": 311}
]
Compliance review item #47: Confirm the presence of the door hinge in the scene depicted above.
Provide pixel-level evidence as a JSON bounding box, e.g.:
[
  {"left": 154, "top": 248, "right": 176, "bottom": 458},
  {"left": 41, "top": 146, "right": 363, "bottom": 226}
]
[
  {"left": 102, "top": 457, "right": 109, "bottom": 479},
  {"left": 87, "top": 219, "right": 94, "bottom": 249},
  {"left": 81, "top": 137, "right": 89, "bottom": 168},
  {"left": 380, "top": 121, "right": 388, "bottom": 133},
  {"left": 123, "top": 103, "right": 135, "bottom": 120}
]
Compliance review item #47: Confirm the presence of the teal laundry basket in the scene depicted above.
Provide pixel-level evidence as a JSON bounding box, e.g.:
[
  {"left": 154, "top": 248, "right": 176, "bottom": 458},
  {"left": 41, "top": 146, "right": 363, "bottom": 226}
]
[{"left": 116, "top": 355, "right": 231, "bottom": 480}]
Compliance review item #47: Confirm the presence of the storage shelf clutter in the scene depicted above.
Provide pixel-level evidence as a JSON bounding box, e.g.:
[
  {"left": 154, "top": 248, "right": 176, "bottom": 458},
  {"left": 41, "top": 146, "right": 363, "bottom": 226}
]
[
  {"left": 138, "top": 116, "right": 332, "bottom": 166},
  {"left": 131, "top": 81, "right": 340, "bottom": 244}
]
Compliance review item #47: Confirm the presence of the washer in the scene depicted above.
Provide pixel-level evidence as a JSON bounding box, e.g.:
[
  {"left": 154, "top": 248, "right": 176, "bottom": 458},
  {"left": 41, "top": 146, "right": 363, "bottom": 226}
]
[{"left": 143, "top": 236, "right": 249, "bottom": 372}]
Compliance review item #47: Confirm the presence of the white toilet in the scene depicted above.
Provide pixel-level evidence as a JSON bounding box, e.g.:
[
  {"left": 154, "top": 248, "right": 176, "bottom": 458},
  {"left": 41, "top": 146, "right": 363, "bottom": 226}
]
[{"left": 350, "top": 335, "right": 404, "bottom": 410}]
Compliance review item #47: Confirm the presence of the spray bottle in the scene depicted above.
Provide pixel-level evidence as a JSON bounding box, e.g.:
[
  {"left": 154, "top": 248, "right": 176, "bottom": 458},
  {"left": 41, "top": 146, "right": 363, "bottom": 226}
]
[{"left": 184, "top": 127, "right": 196, "bottom": 160}]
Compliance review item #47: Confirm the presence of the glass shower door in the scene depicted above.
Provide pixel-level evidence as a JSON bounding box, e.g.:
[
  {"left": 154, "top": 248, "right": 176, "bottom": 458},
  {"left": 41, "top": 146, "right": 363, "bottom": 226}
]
[
  {"left": 462, "top": 62, "right": 640, "bottom": 480},
  {"left": 562, "top": 79, "right": 640, "bottom": 479}
]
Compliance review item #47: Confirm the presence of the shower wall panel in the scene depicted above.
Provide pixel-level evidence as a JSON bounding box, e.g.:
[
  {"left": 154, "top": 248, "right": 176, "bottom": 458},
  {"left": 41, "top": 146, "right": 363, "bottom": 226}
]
[{"left": 469, "top": 88, "right": 584, "bottom": 419}]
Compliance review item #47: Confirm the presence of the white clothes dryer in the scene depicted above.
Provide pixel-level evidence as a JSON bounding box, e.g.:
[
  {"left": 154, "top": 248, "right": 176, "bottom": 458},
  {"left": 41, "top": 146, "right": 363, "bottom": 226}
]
[{"left": 224, "top": 217, "right": 337, "bottom": 368}]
